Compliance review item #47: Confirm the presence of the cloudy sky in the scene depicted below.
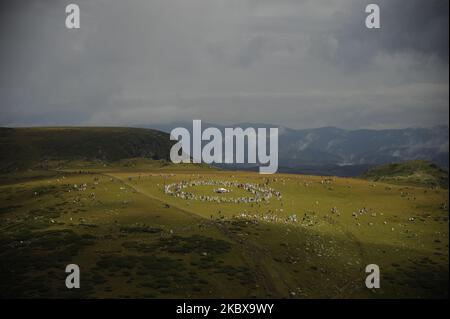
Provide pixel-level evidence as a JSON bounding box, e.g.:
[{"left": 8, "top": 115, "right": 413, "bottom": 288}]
[{"left": 0, "top": 0, "right": 448, "bottom": 129}]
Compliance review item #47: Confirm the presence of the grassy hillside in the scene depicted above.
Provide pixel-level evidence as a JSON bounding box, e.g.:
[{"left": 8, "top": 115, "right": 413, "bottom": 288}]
[
  {"left": 0, "top": 129, "right": 448, "bottom": 298},
  {"left": 361, "top": 160, "right": 449, "bottom": 189},
  {"left": 0, "top": 127, "right": 174, "bottom": 172},
  {"left": 0, "top": 167, "right": 447, "bottom": 298}
]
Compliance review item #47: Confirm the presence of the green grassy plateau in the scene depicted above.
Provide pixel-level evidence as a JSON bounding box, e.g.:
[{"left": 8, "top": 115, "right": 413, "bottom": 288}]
[{"left": 0, "top": 128, "right": 448, "bottom": 298}]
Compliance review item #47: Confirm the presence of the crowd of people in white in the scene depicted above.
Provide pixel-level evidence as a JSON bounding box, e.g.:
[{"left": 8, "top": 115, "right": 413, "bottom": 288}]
[{"left": 164, "top": 180, "right": 282, "bottom": 204}]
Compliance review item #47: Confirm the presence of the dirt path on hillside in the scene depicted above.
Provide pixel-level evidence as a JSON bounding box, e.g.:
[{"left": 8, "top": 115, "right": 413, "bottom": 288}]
[{"left": 105, "top": 173, "right": 289, "bottom": 298}]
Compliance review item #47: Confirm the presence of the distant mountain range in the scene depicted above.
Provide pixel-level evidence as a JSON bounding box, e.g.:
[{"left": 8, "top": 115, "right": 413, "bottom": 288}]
[
  {"left": 144, "top": 122, "right": 449, "bottom": 176},
  {"left": 1, "top": 124, "right": 447, "bottom": 177}
]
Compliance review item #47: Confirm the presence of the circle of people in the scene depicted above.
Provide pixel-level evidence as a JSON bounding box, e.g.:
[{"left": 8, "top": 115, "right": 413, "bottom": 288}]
[{"left": 164, "top": 180, "right": 282, "bottom": 204}]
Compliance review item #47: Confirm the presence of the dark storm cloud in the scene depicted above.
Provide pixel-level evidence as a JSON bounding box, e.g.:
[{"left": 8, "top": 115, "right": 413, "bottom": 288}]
[
  {"left": 0, "top": 0, "right": 448, "bottom": 129},
  {"left": 380, "top": 0, "right": 449, "bottom": 60},
  {"left": 317, "top": 0, "right": 449, "bottom": 70}
]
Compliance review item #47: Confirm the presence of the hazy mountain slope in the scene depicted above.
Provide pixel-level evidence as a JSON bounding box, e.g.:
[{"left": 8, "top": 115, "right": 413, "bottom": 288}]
[
  {"left": 145, "top": 122, "right": 449, "bottom": 170},
  {"left": 278, "top": 126, "right": 449, "bottom": 168}
]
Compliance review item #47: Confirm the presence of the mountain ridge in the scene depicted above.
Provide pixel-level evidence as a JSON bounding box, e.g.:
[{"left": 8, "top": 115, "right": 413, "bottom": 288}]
[
  {"left": 1, "top": 124, "right": 448, "bottom": 177},
  {"left": 0, "top": 127, "right": 174, "bottom": 172},
  {"left": 143, "top": 122, "right": 449, "bottom": 170}
]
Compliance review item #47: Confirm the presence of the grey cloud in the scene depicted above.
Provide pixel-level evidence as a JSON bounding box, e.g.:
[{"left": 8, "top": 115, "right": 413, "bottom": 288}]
[
  {"left": 314, "top": 0, "right": 449, "bottom": 70},
  {"left": 0, "top": 0, "right": 448, "bottom": 129}
]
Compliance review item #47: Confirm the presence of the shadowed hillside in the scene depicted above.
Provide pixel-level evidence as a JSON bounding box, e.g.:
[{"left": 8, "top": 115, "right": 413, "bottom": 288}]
[
  {"left": 0, "top": 127, "right": 174, "bottom": 172},
  {"left": 361, "top": 160, "right": 449, "bottom": 189}
]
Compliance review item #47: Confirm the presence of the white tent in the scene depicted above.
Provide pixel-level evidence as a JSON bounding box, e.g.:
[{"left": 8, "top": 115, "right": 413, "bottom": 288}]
[{"left": 215, "top": 187, "right": 229, "bottom": 193}]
